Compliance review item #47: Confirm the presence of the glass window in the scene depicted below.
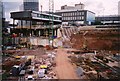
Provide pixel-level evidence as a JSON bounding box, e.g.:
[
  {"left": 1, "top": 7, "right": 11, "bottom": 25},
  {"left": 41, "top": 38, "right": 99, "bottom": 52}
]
[
  {"left": 79, "top": 12, "right": 81, "bottom": 15},
  {"left": 74, "top": 12, "right": 76, "bottom": 16},
  {"left": 82, "top": 12, "right": 84, "bottom": 15},
  {"left": 71, "top": 13, "right": 72, "bottom": 16},
  {"left": 69, "top": 17, "right": 71, "bottom": 20},
  {"left": 69, "top": 13, "right": 71, "bottom": 16},
  {"left": 64, "top": 17, "right": 66, "bottom": 20},
  {"left": 64, "top": 13, "right": 66, "bottom": 16},
  {"left": 72, "top": 12, "right": 74, "bottom": 16},
  {"left": 62, "top": 13, "right": 64, "bottom": 16},
  {"left": 62, "top": 17, "right": 64, "bottom": 20},
  {"left": 66, "top": 13, "right": 68, "bottom": 16},
  {"left": 66, "top": 17, "right": 68, "bottom": 20},
  {"left": 80, "top": 17, "right": 81, "bottom": 20},
  {"left": 68, "top": 17, "right": 70, "bottom": 20},
  {"left": 74, "top": 17, "right": 76, "bottom": 20},
  {"left": 81, "top": 16, "right": 84, "bottom": 20}
]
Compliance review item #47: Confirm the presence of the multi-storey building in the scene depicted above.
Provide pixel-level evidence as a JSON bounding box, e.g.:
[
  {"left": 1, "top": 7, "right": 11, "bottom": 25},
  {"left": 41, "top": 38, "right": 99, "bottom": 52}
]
[
  {"left": 23, "top": 0, "right": 39, "bottom": 11},
  {"left": 18, "top": 0, "right": 39, "bottom": 28},
  {"left": 55, "top": 3, "right": 95, "bottom": 25},
  {"left": 95, "top": 15, "right": 120, "bottom": 25}
]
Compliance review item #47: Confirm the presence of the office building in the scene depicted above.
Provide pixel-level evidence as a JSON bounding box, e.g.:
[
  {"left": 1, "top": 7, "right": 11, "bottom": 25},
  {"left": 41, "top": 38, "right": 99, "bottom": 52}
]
[
  {"left": 23, "top": 0, "right": 39, "bottom": 11},
  {"left": 11, "top": 11, "right": 61, "bottom": 37},
  {"left": 55, "top": 3, "right": 95, "bottom": 25},
  {"left": 95, "top": 15, "right": 120, "bottom": 25},
  {"left": 61, "top": 2, "right": 85, "bottom": 10},
  {"left": 18, "top": 0, "right": 39, "bottom": 28}
]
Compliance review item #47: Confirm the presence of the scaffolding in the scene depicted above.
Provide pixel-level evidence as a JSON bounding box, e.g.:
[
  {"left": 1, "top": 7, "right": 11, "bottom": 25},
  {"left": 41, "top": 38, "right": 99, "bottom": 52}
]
[{"left": 49, "top": 0, "right": 54, "bottom": 46}]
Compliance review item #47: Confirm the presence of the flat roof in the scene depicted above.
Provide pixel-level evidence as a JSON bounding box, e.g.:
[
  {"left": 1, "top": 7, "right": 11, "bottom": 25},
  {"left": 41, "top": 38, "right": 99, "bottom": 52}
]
[
  {"left": 10, "top": 11, "right": 62, "bottom": 24},
  {"left": 56, "top": 9, "right": 95, "bottom": 14}
]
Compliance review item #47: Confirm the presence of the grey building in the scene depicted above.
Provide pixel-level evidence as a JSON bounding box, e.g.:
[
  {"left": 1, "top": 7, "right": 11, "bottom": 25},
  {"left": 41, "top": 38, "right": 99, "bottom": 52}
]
[
  {"left": 55, "top": 3, "right": 95, "bottom": 25},
  {"left": 10, "top": 11, "right": 62, "bottom": 37},
  {"left": 95, "top": 15, "right": 120, "bottom": 25},
  {"left": 18, "top": 0, "right": 39, "bottom": 28},
  {"left": 23, "top": 0, "right": 39, "bottom": 11}
]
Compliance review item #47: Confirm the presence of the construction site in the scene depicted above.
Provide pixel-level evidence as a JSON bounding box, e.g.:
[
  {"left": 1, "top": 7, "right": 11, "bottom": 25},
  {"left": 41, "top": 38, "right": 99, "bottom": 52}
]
[
  {"left": 1, "top": 0, "right": 120, "bottom": 81},
  {"left": 1, "top": 24, "right": 120, "bottom": 80}
]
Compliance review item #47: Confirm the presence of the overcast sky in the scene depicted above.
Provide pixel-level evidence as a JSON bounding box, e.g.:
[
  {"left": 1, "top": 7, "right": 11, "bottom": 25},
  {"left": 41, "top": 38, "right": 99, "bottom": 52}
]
[{"left": 2, "top": 0, "right": 120, "bottom": 23}]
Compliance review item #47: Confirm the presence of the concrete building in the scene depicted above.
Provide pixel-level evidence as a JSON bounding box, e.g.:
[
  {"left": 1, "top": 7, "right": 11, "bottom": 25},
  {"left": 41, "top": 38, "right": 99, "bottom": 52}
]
[
  {"left": 55, "top": 3, "right": 95, "bottom": 25},
  {"left": 61, "top": 2, "right": 85, "bottom": 10},
  {"left": 23, "top": 0, "right": 39, "bottom": 11},
  {"left": 95, "top": 15, "right": 120, "bottom": 25},
  {"left": 18, "top": 0, "right": 39, "bottom": 28},
  {"left": 10, "top": 11, "right": 62, "bottom": 37},
  {"left": 118, "top": 1, "right": 120, "bottom": 15}
]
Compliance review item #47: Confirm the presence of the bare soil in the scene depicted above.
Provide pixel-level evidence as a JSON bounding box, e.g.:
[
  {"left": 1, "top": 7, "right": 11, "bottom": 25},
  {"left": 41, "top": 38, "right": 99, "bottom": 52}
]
[
  {"left": 70, "top": 30, "right": 120, "bottom": 53},
  {"left": 55, "top": 48, "right": 79, "bottom": 79}
]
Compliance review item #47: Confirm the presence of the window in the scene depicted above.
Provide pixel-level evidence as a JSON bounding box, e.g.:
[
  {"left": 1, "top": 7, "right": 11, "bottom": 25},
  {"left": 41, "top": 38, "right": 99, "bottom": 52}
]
[
  {"left": 77, "top": 17, "right": 79, "bottom": 20},
  {"left": 69, "top": 17, "right": 71, "bottom": 20},
  {"left": 75, "top": 17, "right": 76, "bottom": 20},
  {"left": 77, "top": 12, "right": 79, "bottom": 16},
  {"left": 71, "top": 13, "right": 72, "bottom": 16},
  {"left": 64, "top": 17, "right": 66, "bottom": 20},
  {"left": 72, "top": 12, "right": 74, "bottom": 16},
  {"left": 79, "top": 12, "right": 81, "bottom": 15},
  {"left": 68, "top": 17, "right": 70, "bottom": 20},
  {"left": 82, "top": 12, "right": 84, "bottom": 15},
  {"left": 81, "top": 16, "right": 84, "bottom": 20},
  {"left": 74, "top": 12, "right": 77, "bottom": 16},
  {"left": 64, "top": 13, "right": 66, "bottom": 16},
  {"left": 66, "top": 17, "right": 68, "bottom": 20},
  {"left": 80, "top": 17, "right": 81, "bottom": 20},
  {"left": 68, "top": 13, "right": 71, "bottom": 16},
  {"left": 66, "top": 13, "right": 68, "bottom": 16},
  {"left": 62, "top": 13, "right": 64, "bottom": 16},
  {"left": 62, "top": 17, "right": 65, "bottom": 20},
  {"left": 32, "top": 13, "right": 37, "bottom": 17}
]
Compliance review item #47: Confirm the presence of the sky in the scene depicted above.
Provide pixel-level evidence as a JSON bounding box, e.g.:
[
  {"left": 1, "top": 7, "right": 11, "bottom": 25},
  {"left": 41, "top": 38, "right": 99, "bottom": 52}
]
[{"left": 2, "top": 0, "right": 120, "bottom": 23}]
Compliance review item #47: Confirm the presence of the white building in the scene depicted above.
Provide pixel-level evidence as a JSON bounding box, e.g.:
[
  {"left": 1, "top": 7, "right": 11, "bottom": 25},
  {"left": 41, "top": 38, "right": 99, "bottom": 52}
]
[
  {"left": 56, "top": 2, "right": 95, "bottom": 25},
  {"left": 118, "top": 1, "right": 120, "bottom": 15},
  {"left": 61, "top": 2, "right": 85, "bottom": 11}
]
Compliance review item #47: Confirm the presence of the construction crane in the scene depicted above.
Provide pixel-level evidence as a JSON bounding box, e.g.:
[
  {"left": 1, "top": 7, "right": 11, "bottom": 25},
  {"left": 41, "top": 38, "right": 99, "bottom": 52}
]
[{"left": 49, "top": 0, "right": 54, "bottom": 46}]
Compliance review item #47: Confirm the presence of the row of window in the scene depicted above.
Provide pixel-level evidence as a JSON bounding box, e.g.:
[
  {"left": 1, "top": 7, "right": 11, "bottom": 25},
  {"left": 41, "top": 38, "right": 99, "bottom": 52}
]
[
  {"left": 32, "top": 13, "right": 60, "bottom": 20},
  {"left": 62, "top": 16, "right": 84, "bottom": 20},
  {"left": 62, "top": 12, "right": 85, "bottom": 17}
]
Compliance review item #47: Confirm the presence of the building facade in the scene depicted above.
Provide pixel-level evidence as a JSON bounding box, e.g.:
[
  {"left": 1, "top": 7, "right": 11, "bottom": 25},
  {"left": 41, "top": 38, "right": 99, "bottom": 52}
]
[
  {"left": 18, "top": 0, "right": 39, "bottom": 28},
  {"left": 23, "top": 0, "right": 39, "bottom": 11},
  {"left": 118, "top": 1, "right": 120, "bottom": 15},
  {"left": 55, "top": 3, "right": 95, "bottom": 25},
  {"left": 95, "top": 15, "right": 120, "bottom": 25},
  {"left": 61, "top": 2, "right": 85, "bottom": 10},
  {"left": 11, "top": 11, "right": 62, "bottom": 37},
  {"left": 56, "top": 10, "right": 95, "bottom": 25}
]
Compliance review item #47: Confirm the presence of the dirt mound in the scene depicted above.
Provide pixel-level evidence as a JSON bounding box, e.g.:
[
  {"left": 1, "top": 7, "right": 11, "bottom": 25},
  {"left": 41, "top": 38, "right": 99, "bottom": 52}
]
[{"left": 70, "top": 30, "right": 120, "bottom": 52}]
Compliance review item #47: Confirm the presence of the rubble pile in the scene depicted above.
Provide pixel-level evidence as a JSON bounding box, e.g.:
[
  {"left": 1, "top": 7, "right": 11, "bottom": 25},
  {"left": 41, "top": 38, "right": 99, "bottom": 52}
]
[{"left": 25, "top": 51, "right": 57, "bottom": 80}]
